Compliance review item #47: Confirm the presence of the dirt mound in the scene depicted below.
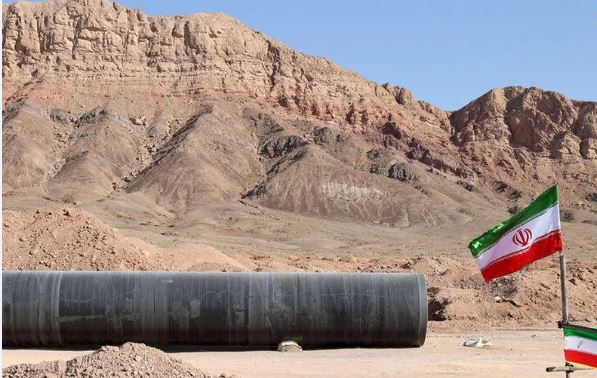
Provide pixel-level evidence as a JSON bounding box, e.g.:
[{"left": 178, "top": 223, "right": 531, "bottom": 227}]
[
  {"left": 2, "top": 342, "right": 230, "bottom": 378},
  {"left": 2, "top": 208, "right": 165, "bottom": 271},
  {"left": 2, "top": 207, "right": 248, "bottom": 272},
  {"left": 166, "top": 243, "right": 248, "bottom": 272}
]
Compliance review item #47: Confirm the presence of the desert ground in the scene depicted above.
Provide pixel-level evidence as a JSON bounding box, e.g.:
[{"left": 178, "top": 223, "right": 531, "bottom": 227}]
[{"left": 4, "top": 332, "right": 595, "bottom": 378}]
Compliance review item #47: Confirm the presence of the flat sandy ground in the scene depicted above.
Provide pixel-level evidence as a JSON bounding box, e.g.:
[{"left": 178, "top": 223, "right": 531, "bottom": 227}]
[{"left": 3, "top": 331, "right": 594, "bottom": 377}]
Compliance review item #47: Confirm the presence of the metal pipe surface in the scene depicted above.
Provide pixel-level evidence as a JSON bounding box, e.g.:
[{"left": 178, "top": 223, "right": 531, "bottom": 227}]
[{"left": 2, "top": 271, "right": 427, "bottom": 348}]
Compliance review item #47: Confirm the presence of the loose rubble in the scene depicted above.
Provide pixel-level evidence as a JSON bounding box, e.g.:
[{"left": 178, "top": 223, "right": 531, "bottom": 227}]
[{"left": 3, "top": 342, "right": 233, "bottom": 378}]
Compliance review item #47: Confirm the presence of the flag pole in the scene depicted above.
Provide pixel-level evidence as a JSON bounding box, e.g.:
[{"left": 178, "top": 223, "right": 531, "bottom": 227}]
[
  {"left": 558, "top": 250, "right": 572, "bottom": 378},
  {"left": 559, "top": 251, "right": 569, "bottom": 324}
]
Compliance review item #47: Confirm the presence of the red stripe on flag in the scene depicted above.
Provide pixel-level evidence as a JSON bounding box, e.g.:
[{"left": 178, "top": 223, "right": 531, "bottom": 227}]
[
  {"left": 565, "top": 350, "right": 597, "bottom": 369},
  {"left": 480, "top": 231, "right": 563, "bottom": 282}
]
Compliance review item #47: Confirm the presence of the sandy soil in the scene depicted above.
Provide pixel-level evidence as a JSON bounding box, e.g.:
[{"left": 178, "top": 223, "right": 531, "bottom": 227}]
[{"left": 3, "top": 331, "right": 594, "bottom": 378}]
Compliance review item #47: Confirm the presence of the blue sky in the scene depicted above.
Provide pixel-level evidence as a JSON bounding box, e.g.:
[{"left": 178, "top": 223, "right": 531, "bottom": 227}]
[{"left": 8, "top": 1, "right": 597, "bottom": 109}]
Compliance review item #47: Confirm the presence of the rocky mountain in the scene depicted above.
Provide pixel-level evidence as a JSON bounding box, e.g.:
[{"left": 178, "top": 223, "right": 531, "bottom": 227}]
[{"left": 2, "top": 0, "right": 596, "bottom": 260}]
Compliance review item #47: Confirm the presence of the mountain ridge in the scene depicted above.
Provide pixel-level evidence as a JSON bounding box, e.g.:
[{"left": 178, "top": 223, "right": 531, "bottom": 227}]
[{"left": 2, "top": 0, "right": 596, "bottom": 234}]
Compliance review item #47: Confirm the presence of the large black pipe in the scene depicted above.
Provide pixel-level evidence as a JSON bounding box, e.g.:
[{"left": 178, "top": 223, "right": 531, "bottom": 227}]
[{"left": 2, "top": 271, "right": 427, "bottom": 348}]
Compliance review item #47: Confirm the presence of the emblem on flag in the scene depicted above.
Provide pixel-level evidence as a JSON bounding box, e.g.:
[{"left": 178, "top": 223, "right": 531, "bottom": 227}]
[{"left": 512, "top": 228, "right": 532, "bottom": 247}]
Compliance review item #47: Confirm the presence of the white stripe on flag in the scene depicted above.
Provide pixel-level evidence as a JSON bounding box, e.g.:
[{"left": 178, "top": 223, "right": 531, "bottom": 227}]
[
  {"left": 475, "top": 205, "right": 560, "bottom": 270},
  {"left": 565, "top": 336, "right": 597, "bottom": 356}
]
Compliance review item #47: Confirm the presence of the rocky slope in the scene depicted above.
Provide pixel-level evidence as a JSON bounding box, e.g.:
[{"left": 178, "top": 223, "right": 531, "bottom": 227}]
[
  {"left": 451, "top": 87, "right": 597, "bottom": 206},
  {"left": 3, "top": 0, "right": 595, "bottom": 217},
  {"left": 2, "top": 0, "right": 596, "bottom": 247}
]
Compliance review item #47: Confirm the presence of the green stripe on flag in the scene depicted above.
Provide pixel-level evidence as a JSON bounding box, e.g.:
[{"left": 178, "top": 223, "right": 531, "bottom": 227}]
[
  {"left": 565, "top": 326, "right": 597, "bottom": 342},
  {"left": 469, "top": 185, "right": 559, "bottom": 257}
]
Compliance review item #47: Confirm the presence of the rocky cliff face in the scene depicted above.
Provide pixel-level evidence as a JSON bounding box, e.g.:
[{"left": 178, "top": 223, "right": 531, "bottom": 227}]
[
  {"left": 2, "top": 0, "right": 596, "bottom": 229},
  {"left": 451, "top": 87, "right": 597, "bottom": 159},
  {"left": 450, "top": 87, "right": 596, "bottom": 209},
  {"left": 2, "top": 0, "right": 449, "bottom": 135}
]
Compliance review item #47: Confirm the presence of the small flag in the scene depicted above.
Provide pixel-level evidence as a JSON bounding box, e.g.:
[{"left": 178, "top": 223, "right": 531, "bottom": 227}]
[
  {"left": 469, "top": 185, "right": 563, "bottom": 282},
  {"left": 564, "top": 324, "right": 597, "bottom": 369}
]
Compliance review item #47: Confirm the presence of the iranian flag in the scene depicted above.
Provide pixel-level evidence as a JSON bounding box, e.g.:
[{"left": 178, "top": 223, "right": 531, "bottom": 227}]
[
  {"left": 564, "top": 324, "right": 597, "bottom": 369},
  {"left": 469, "top": 185, "right": 563, "bottom": 282}
]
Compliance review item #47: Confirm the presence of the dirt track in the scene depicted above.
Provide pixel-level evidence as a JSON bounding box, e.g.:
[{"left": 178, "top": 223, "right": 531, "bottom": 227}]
[{"left": 4, "top": 331, "right": 594, "bottom": 378}]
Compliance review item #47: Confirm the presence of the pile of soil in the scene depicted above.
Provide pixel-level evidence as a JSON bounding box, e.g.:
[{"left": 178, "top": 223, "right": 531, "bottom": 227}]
[
  {"left": 3, "top": 342, "right": 232, "bottom": 378},
  {"left": 2, "top": 208, "right": 249, "bottom": 272},
  {"left": 2, "top": 208, "right": 166, "bottom": 271}
]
